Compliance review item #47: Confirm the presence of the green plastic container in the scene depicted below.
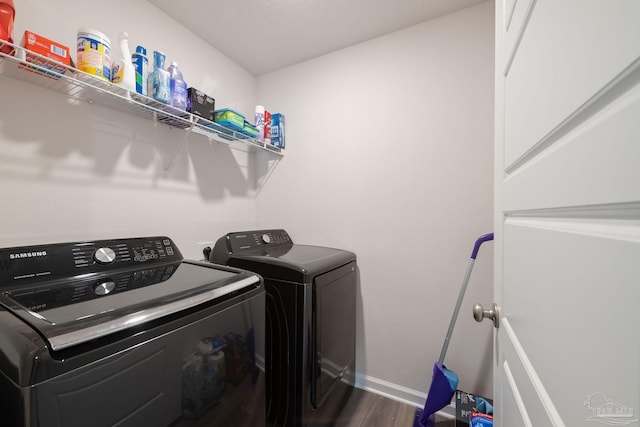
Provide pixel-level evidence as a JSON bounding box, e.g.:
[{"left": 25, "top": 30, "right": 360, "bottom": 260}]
[
  {"left": 214, "top": 108, "right": 244, "bottom": 131},
  {"left": 240, "top": 121, "right": 259, "bottom": 138}
]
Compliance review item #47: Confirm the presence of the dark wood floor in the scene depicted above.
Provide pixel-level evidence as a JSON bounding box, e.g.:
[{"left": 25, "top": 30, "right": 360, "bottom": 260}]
[
  {"left": 334, "top": 388, "right": 455, "bottom": 427},
  {"left": 172, "top": 376, "right": 455, "bottom": 427}
]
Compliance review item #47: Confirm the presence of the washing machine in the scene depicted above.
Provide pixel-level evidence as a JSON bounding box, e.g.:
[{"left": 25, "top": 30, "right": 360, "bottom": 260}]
[
  {"left": 209, "top": 229, "right": 356, "bottom": 427},
  {"left": 0, "top": 236, "right": 265, "bottom": 427}
]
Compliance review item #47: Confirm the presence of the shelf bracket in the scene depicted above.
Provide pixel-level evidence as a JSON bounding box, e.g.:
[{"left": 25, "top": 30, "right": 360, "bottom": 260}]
[{"left": 163, "top": 124, "right": 194, "bottom": 175}]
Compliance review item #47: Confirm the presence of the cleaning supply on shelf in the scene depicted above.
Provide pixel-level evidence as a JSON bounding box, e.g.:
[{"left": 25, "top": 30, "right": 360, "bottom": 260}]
[
  {"left": 271, "top": 113, "right": 285, "bottom": 148},
  {"left": 0, "top": 0, "right": 15, "bottom": 54},
  {"left": 255, "top": 105, "right": 265, "bottom": 141},
  {"left": 187, "top": 87, "right": 215, "bottom": 121},
  {"left": 214, "top": 108, "right": 245, "bottom": 131},
  {"left": 148, "top": 50, "right": 170, "bottom": 103},
  {"left": 131, "top": 45, "right": 148, "bottom": 96},
  {"left": 77, "top": 27, "right": 111, "bottom": 82},
  {"left": 264, "top": 110, "right": 272, "bottom": 144},
  {"left": 111, "top": 32, "right": 135, "bottom": 92},
  {"left": 19, "top": 30, "right": 71, "bottom": 78},
  {"left": 240, "top": 120, "right": 259, "bottom": 139},
  {"left": 167, "top": 61, "right": 187, "bottom": 110},
  {"left": 7, "top": 49, "right": 285, "bottom": 160}
]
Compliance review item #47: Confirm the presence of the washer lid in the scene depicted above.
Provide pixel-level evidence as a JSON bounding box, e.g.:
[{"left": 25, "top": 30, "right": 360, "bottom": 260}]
[{"left": 0, "top": 260, "right": 260, "bottom": 351}]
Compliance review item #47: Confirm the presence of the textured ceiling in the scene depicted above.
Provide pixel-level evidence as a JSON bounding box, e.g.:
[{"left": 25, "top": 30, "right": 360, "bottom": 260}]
[{"left": 148, "top": 0, "right": 487, "bottom": 76}]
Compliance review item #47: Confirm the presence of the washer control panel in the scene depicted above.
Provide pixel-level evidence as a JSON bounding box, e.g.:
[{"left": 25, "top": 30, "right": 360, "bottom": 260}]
[
  {"left": 0, "top": 236, "right": 183, "bottom": 287},
  {"left": 94, "top": 247, "right": 117, "bottom": 265}
]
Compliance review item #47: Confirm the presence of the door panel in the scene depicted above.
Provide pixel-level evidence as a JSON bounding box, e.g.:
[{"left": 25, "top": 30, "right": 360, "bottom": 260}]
[
  {"left": 503, "top": 80, "right": 640, "bottom": 212},
  {"left": 501, "top": 361, "right": 531, "bottom": 427},
  {"left": 502, "top": 221, "right": 640, "bottom": 426},
  {"left": 495, "top": 1, "right": 640, "bottom": 426},
  {"left": 503, "top": 0, "right": 518, "bottom": 31},
  {"left": 503, "top": 0, "right": 534, "bottom": 72},
  {"left": 500, "top": 327, "right": 554, "bottom": 427},
  {"left": 504, "top": 0, "right": 640, "bottom": 168}
]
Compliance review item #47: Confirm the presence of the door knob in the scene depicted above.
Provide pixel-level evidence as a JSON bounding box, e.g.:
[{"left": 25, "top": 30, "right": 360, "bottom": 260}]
[{"left": 473, "top": 303, "right": 500, "bottom": 328}]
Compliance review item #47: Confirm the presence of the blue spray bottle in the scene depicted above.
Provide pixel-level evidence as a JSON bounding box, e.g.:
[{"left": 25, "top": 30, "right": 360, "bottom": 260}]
[{"left": 131, "top": 45, "right": 148, "bottom": 96}]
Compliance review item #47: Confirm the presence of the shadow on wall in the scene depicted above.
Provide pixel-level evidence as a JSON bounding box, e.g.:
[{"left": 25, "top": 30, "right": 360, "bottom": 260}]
[
  {"left": 470, "top": 334, "right": 492, "bottom": 393},
  {"left": 189, "top": 137, "right": 254, "bottom": 199},
  {"left": 0, "top": 78, "right": 264, "bottom": 199}
]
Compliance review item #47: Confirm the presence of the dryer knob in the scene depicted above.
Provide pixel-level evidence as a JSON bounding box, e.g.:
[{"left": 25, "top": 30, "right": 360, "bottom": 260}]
[
  {"left": 261, "top": 234, "right": 271, "bottom": 244},
  {"left": 94, "top": 247, "right": 116, "bottom": 264}
]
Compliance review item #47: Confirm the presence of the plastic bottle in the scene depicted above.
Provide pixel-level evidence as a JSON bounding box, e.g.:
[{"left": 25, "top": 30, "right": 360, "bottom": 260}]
[
  {"left": 111, "top": 32, "right": 136, "bottom": 93},
  {"left": 148, "top": 50, "right": 170, "bottom": 103},
  {"left": 0, "top": 0, "right": 15, "bottom": 55},
  {"left": 255, "top": 105, "right": 265, "bottom": 141},
  {"left": 131, "top": 45, "right": 148, "bottom": 96},
  {"left": 167, "top": 61, "right": 187, "bottom": 110}
]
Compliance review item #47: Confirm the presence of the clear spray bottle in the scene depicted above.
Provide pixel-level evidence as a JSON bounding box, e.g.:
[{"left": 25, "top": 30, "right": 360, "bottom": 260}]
[{"left": 112, "top": 32, "right": 136, "bottom": 93}]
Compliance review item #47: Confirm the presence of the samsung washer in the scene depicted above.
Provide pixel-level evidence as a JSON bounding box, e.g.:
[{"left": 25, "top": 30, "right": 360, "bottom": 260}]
[{"left": 0, "top": 236, "right": 266, "bottom": 427}]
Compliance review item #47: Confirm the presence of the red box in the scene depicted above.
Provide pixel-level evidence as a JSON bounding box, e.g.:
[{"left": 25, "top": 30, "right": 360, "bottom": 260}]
[{"left": 19, "top": 30, "right": 71, "bottom": 77}]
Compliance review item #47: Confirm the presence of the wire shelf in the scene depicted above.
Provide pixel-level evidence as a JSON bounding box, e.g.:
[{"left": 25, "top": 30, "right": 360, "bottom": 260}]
[{"left": 0, "top": 40, "right": 284, "bottom": 158}]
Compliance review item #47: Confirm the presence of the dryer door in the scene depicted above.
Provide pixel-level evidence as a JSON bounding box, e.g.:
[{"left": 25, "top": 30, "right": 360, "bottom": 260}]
[{"left": 310, "top": 261, "right": 356, "bottom": 408}]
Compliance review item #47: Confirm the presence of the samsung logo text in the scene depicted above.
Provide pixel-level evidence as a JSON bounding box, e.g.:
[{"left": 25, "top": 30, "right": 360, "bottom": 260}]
[{"left": 9, "top": 251, "right": 47, "bottom": 260}]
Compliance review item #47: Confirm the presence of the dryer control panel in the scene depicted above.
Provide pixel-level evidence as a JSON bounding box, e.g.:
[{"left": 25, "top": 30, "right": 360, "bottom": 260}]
[
  {"left": 211, "top": 229, "right": 293, "bottom": 263},
  {"left": 229, "top": 229, "right": 292, "bottom": 252}
]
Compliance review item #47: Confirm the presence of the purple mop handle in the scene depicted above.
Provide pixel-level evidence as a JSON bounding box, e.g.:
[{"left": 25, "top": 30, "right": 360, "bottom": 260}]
[
  {"left": 438, "top": 233, "right": 494, "bottom": 365},
  {"left": 471, "top": 233, "right": 494, "bottom": 259}
]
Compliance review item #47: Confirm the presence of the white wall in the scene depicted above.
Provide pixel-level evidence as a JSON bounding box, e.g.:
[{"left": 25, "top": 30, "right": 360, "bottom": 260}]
[
  {"left": 1, "top": 0, "right": 261, "bottom": 258},
  {"left": 256, "top": 2, "right": 495, "bottom": 405}
]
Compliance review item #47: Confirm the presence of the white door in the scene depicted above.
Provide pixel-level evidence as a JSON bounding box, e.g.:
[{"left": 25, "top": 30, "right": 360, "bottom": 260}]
[{"left": 493, "top": 1, "right": 640, "bottom": 426}]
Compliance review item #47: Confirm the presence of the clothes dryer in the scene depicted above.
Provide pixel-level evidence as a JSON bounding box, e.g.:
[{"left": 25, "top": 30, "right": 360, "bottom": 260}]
[{"left": 210, "top": 229, "right": 356, "bottom": 427}]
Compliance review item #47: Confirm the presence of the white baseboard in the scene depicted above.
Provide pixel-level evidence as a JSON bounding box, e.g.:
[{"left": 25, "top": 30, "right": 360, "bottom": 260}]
[
  {"left": 355, "top": 373, "right": 427, "bottom": 408},
  {"left": 354, "top": 373, "right": 456, "bottom": 419}
]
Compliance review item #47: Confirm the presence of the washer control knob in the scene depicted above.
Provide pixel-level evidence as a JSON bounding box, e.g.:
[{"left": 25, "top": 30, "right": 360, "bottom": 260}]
[
  {"left": 261, "top": 234, "right": 271, "bottom": 244},
  {"left": 94, "top": 280, "right": 115, "bottom": 296},
  {"left": 94, "top": 247, "right": 116, "bottom": 264}
]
